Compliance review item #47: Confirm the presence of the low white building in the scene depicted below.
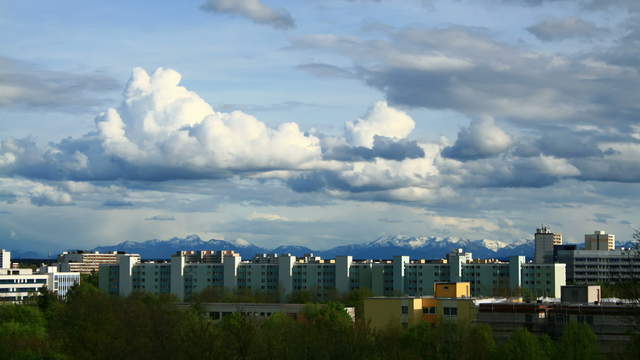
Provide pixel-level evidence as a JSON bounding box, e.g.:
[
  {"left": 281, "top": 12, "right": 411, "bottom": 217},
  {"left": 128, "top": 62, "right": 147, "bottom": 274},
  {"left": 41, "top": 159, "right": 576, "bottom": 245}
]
[{"left": 0, "top": 249, "right": 80, "bottom": 302}]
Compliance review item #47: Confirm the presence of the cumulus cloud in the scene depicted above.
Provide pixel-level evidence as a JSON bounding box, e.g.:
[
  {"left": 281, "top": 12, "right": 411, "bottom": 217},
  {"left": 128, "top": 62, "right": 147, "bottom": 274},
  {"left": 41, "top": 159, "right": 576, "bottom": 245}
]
[
  {"left": 200, "top": 0, "right": 295, "bottom": 29},
  {"left": 0, "top": 65, "right": 636, "bottom": 207},
  {"left": 291, "top": 26, "right": 639, "bottom": 130},
  {"left": 442, "top": 116, "right": 512, "bottom": 160},
  {"left": 0, "top": 67, "right": 323, "bottom": 182},
  {"left": 29, "top": 184, "right": 73, "bottom": 207},
  {"left": 97, "top": 67, "right": 321, "bottom": 175},
  {"left": 345, "top": 101, "right": 415, "bottom": 148},
  {"left": 0, "top": 57, "right": 118, "bottom": 111},
  {"left": 527, "top": 16, "right": 606, "bottom": 42}
]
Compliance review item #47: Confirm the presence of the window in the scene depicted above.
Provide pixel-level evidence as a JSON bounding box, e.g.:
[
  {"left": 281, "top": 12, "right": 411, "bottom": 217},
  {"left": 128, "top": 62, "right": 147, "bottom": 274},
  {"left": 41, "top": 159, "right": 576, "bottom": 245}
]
[
  {"left": 422, "top": 307, "right": 436, "bottom": 314},
  {"left": 401, "top": 305, "right": 409, "bottom": 314},
  {"left": 443, "top": 307, "right": 457, "bottom": 316}
]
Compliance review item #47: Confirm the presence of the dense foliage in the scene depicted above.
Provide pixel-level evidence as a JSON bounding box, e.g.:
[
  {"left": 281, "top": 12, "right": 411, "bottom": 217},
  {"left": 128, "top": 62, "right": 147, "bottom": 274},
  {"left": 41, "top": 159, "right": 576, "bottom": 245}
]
[{"left": 0, "top": 281, "right": 636, "bottom": 360}]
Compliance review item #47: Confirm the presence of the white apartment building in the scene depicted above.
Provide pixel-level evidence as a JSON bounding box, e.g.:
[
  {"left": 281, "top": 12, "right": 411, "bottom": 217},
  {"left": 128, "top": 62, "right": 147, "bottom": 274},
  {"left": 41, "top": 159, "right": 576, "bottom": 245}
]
[
  {"left": 0, "top": 250, "right": 80, "bottom": 302},
  {"left": 99, "top": 249, "right": 566, "bottom": 301}
]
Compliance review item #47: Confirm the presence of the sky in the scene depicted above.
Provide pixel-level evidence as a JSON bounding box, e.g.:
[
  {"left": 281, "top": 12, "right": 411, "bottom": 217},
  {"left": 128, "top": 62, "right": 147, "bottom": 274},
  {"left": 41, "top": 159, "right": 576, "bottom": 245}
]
[{"left": 0, "top": 0, "right": 639, "bottom": 254}]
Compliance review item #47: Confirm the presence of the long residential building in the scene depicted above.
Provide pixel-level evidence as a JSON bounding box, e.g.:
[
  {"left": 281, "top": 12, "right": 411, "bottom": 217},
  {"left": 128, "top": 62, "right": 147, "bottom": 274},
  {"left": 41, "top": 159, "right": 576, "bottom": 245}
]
[{"left": 99, "top": 249, "right": 565, "bottom": 301}]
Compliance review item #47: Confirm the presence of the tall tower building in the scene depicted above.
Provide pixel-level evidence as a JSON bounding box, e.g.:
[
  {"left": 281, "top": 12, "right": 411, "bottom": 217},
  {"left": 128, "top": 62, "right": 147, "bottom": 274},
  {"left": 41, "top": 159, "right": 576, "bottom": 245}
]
[
  {"left": 534, "top": 226, "right": 562, "bottom": 264},
  {"left": 584, "top": 230, "right": 615, "bottom": 251}
]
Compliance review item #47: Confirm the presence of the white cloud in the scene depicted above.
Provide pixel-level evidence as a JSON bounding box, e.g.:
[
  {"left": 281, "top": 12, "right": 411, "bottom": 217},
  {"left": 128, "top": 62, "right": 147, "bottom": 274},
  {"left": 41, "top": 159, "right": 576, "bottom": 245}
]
[
  {"left": 94, "top": 67, "right": 322, "bottom": 175},
  {"left": 200, "top": 0, "right": 294, "bottom": 29},
  {"left": 442, "top": 116, "right": 512, "bottom": 160},
  {"left": 531, "top": 155, "right": 581, "bottom": 177},
  {"left": 345, "top": 101, "right": 415, "bottom": 148},
  {"left": 248, "top": 212, "right": 290, "bottom": 221},
  {"left": 29, "top": 186, "right": 73, "bottom": 207}
]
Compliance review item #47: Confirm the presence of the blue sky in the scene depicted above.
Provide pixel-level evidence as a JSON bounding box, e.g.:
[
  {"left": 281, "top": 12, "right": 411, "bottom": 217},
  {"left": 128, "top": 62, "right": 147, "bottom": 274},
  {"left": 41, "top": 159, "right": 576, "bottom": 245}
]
[{"left": 0, "top": 0, "right": 639, "bottom": 254}]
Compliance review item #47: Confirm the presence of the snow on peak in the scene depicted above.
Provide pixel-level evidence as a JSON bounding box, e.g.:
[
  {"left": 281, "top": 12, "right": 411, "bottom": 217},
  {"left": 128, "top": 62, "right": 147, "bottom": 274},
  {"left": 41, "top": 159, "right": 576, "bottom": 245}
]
[
  {"left": 366, "top": 234, "right": 524, "bottom": 251},
  {"left": 232, "top": 238, "right": 251, "bottom": 248}
]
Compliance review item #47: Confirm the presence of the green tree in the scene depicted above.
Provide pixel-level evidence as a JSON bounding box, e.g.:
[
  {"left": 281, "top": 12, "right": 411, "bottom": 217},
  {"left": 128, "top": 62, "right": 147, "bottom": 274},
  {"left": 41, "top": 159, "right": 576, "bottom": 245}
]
[
  {"left": 499, "top": 328, "right": 550, "bottom": 360},
  {"left": 555, "top": 322, "right": 600, "bottom": 360},
  {"left": 80, "top": 271, "right": 99, "bottom": 288}
]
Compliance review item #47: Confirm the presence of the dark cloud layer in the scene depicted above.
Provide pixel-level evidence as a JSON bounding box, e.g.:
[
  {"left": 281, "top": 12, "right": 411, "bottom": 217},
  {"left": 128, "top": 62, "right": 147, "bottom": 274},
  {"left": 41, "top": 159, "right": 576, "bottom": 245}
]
[
  {"left": 324, "top": 136, "right": 425, "bottom": 162},
  {"left": 0, "top": 57, "right": 118, "bottom": 112},
  {"left": 527, "top": 16, "right": 606, "bottom": 42}
]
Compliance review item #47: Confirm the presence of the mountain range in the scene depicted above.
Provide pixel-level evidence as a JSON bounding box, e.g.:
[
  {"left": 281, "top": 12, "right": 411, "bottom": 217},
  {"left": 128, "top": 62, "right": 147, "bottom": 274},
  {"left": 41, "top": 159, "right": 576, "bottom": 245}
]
[{"left": 91, "top": 234, "right": 537, "bottom": 260}]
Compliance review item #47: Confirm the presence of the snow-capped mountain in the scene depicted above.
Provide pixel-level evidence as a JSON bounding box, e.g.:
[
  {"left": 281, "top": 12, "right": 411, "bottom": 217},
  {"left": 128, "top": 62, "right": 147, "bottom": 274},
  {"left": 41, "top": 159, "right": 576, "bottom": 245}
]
[
  {"left": 318, "top": 235, "right": 533, "bottom": 259},
  {"left": 93, "top": 235, "right": 269, "bottom": 259},
  {"left": 90, "top": 234, "right": 535, "bottom": 260}
]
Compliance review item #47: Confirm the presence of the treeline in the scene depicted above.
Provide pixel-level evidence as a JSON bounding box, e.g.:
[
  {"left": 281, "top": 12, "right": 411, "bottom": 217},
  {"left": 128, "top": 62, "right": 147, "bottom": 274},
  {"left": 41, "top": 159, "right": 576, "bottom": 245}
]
[
  {"left": 192, "top": 286, "right": 374, "bottom": 316},
  {"left": 0, "top": 282, "right": 639, "bottom": 360}
]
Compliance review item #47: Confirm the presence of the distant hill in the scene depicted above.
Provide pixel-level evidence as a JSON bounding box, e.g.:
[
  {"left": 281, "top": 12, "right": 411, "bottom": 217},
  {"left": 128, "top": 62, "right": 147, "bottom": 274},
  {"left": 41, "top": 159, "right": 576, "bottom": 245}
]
[{"left": 91, "top": 234, "right": 536, "bottom": 260}]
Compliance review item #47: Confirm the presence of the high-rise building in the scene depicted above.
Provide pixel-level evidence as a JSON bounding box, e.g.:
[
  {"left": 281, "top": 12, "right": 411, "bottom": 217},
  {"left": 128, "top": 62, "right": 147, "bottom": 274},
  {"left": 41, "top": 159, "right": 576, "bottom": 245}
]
[
  {"left": 534, "top": 226, "right": 562, "bottom": 264},
  {"left": 584, "top": 230, "right": 615, "bottom": 251}
]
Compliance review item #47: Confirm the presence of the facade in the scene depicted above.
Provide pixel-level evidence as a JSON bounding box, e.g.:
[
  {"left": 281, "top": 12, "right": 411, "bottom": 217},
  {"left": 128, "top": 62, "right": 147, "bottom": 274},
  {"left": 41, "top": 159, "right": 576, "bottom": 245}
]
[
  {"left": 57, "top": 250, "right": 139, "bottom": 274},
  {"left": 177, "top": 302, "right": 355, "bottom": 322},
  {"left": 0, "top": 250, "right": 80, "bottom": 302},
  {"left": 555, "top": 247, "right": 640, "bottom": 284},
  {"left": 560, "top": 285, "right": 601, "bottom": 304},
  {"left": 0, "top": 267, "right": 48, "bottom": 303},
  {"left": 477, "top": 300, "right": 640, "bottom": 353},
  {"left": 534, "top": 226, "right": 562, "bottom": 264},
  {"left": 38, "top": 265, "right": 81, "bottom": 298},
  {"left": 0, "top": 249, "right": 10, "bottom": 269},
  {"left": 584, "top": 230, "right": 615, "bottom": 251},
  {"left": 99, "top": 250, "right": 566, "bottom": 301},
  {"left": 363, "top": 282, "right": 479, "bottom": 329}
]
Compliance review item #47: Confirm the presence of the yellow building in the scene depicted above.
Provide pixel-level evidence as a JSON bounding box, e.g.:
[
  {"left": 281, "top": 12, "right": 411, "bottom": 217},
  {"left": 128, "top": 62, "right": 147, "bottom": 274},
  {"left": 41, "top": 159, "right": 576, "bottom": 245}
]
[
  {"left": 363, "top": 282, "right": 477, "bottom": 329},
  {"left": 434, "top": 282, "right": 470, "bottom": 298}
]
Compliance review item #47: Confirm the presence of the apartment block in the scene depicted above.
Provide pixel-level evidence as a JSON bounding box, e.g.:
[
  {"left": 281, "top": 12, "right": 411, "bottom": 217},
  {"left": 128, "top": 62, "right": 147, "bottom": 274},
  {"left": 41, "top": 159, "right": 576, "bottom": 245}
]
[{"left": 99, "top": 249, "right": 566, "bottom": 301}]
